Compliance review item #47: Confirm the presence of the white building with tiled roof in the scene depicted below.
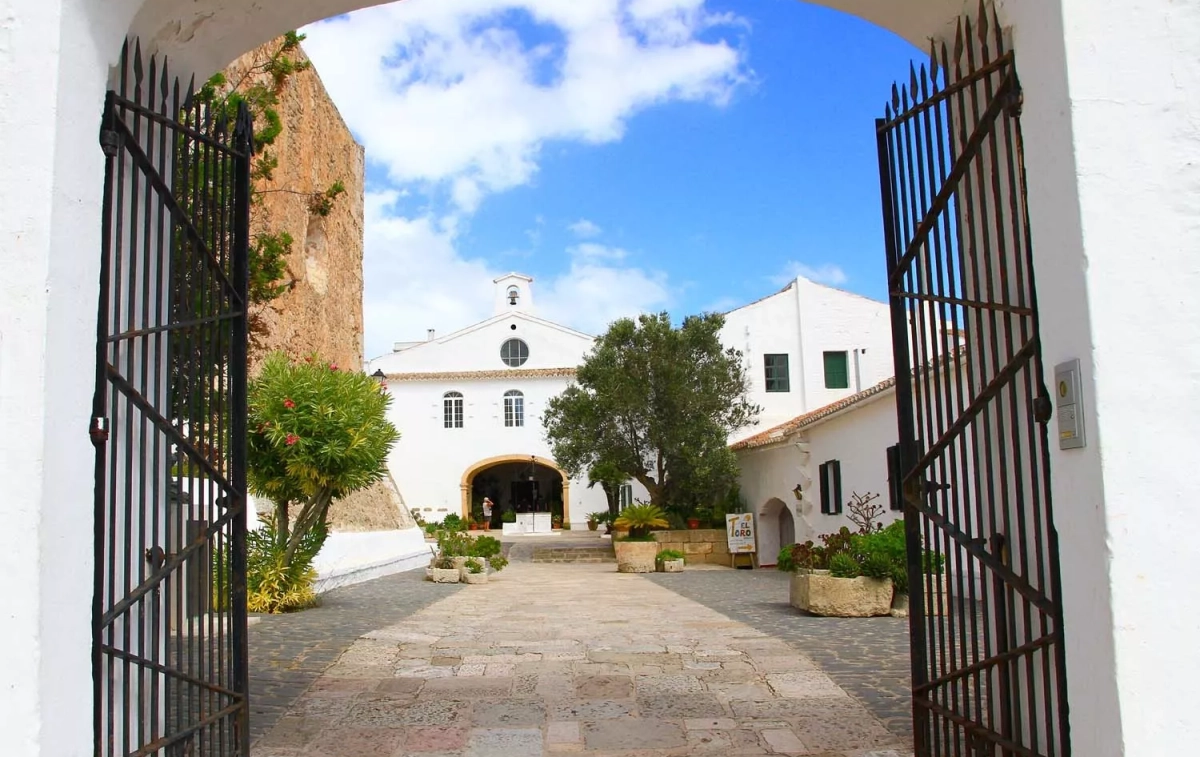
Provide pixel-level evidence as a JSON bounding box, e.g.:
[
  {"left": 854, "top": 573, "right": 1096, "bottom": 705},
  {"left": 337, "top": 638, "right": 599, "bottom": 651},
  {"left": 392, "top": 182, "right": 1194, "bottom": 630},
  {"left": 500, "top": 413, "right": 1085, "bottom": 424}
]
[{"left": 367, "top": 273, "right": 641, "bottom": 530}]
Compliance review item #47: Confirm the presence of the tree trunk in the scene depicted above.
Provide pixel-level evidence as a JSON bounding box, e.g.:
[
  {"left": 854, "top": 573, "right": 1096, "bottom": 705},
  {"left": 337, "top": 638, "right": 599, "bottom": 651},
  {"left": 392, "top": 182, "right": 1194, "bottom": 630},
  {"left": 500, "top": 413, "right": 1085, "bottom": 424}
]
[{"left": 274, "top": 498, "right": 290, "bottom": 551}]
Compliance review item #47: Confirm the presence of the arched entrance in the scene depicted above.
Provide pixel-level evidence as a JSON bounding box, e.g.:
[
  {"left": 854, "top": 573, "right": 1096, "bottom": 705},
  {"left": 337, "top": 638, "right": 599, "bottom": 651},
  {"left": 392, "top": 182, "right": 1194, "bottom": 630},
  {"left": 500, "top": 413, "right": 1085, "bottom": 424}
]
[
  {"left": 757, "top": 497, "right": 795, "bottom": 566},
  {"left": 460, "top": 454, "right": 571, "bottom": 526}
]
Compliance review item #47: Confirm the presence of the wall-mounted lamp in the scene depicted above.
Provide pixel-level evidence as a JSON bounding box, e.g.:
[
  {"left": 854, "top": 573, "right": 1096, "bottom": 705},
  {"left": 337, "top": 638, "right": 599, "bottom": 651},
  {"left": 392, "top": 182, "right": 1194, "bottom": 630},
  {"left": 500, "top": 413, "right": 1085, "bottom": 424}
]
[
  {"left": 792, "top": 483, "right": 803, "bottom": 501},
  {"left": 371, "top": 368, "right": 386, "bottom": 383}
]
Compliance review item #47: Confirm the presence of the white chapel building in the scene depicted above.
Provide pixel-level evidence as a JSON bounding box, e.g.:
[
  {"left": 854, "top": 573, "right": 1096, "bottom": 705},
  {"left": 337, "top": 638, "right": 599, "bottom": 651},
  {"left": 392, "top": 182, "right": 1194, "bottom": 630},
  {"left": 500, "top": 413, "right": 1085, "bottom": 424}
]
[{"left": 367, "top": 273, "right": 636, "bottom": 530}]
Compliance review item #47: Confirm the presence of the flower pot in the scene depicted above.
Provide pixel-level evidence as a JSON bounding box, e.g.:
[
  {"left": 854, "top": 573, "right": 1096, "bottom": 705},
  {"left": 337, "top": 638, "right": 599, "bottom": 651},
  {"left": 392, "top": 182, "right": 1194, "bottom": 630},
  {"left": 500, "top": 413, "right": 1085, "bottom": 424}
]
[
  {"left": 686, "top": 518, "right": 700, "bottom": 529},
  {"left": 430, "top": 568, "right": 461, "bottom": 584},
  {"left": 613, "top": 540, "right": 658, "bottom": 573},
  {"left": 659, "top": 559, "right": 684, "bottom": 573},
  {"left": 451, "top": 556, "right": 469, "bottom": 571},
  {"left": 587, "top": 521, "right": 599, "bottom": 531},
  {"left": 789, "top": 570, "right": 893, "bottom": 617},
  {"left": 462, "top": 571, "right": 488, "bottom": 585},
  {"left": 469, "top": 524, "right": 479, "bottom": 531}
]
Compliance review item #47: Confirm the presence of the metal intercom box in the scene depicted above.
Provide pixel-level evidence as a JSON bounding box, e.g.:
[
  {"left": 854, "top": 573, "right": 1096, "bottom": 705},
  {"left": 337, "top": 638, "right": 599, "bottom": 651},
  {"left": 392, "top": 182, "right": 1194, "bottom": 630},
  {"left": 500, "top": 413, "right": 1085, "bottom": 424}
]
[{"left": 1054, "top": 359, "right": 1086, "bottom": 450}]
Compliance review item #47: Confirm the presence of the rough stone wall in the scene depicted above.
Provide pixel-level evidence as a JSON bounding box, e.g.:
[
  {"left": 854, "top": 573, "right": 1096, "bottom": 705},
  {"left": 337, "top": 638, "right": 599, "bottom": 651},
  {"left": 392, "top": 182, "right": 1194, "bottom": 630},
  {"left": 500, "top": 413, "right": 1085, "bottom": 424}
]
[
  {"left": 223, "top": 41, "right": 365, "bottom": 375},
  {"left": 223, "top": 41, "right": 404, "bottom": 532}
]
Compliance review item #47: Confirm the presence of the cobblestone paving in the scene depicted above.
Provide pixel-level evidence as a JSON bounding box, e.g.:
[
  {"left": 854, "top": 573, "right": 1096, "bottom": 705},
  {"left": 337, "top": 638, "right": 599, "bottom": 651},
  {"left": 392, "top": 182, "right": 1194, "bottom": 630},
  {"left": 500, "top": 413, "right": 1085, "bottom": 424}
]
[
  {"left": 252, "top": 562, "right": 911, "bottom": 756},
  {"left": 644, "top": 569, "right": 913, "bottom": 742},
  {"left": 249, "top": 566, "right": 458, "bottom": 745}
]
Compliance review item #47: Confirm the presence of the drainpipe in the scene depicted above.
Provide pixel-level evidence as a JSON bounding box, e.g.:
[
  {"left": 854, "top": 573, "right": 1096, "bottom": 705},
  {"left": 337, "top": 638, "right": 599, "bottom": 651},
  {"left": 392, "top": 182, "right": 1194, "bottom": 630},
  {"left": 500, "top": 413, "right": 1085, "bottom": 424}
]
[
  {"left": 792, "top": 280, "right": 809, "bottom": 411},
  {"left": 853, "top": 348, "right": 863, "bottom": 392}
]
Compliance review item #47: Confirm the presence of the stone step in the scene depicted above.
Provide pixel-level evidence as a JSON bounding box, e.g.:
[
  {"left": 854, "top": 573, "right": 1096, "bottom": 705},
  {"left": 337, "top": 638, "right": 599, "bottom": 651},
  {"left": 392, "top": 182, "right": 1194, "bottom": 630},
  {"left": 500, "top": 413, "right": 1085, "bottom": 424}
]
[{"left": 531, "top": 546, "right": 616, "bottom": 563}]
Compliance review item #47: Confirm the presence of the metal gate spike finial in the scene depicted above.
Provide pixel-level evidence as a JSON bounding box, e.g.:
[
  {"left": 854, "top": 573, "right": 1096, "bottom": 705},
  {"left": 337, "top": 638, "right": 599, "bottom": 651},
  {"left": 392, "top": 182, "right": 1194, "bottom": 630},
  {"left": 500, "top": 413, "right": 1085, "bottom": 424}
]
[
  {"left": 909, "top": 63, "right": 919, "bottom": 98},
  {"left": 132, "top": 40, "right": 144, "bottom": 85},
  {"left": 891, "top": 83, "right": 900, "bottom": 110},
  {"left": 977, "top": 0, "right": 990, "bottom": 42},
  {"left": 953, "top": 21, "right": 965, "bottom": 64},
  {"left": 928, "top": 40, "right": 940, "bottom": 85}
]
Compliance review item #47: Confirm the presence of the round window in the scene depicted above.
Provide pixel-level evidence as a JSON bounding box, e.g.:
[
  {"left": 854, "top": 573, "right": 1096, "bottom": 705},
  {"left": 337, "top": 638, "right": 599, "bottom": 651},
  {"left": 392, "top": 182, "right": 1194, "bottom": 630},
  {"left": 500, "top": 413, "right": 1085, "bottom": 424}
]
[{"left": 500, "top": 338, "right": 529, "bottom": 367}]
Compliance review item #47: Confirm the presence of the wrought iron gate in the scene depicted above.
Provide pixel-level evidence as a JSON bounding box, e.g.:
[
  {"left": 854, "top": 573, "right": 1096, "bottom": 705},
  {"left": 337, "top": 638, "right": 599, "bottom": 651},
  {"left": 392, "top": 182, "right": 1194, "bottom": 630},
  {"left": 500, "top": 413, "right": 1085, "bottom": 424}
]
[
  {"left": 876, "top": 5, "right": 1071, "bottom": 757},
  {"left": 92, "top": 41, "right": 252, "bottom": 757}
]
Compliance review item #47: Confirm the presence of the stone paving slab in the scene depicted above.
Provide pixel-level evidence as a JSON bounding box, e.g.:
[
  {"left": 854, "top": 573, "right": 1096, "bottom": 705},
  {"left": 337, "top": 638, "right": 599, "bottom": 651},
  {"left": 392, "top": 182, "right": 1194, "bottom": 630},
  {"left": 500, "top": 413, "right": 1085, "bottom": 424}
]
[
  {"left": 643, "top": 569, "right": 913, "bottom": 742},
  {"left": 249, "top": 566, "right": 454, "bottom": 745},
  {"left": 252, "top": 563, "right": 911, "bottom": 756}
]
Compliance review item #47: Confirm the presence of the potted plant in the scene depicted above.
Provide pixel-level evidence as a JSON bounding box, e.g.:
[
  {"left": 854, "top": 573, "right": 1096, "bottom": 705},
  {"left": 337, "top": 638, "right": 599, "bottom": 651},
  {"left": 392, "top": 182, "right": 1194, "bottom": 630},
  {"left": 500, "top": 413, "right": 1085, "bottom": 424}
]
[
  {"left": 488, "top": 555, "right": 509, "bottom": 577},
  {"left": 429, "top": 555, "right": 461, "bottom": 583},
  {"left": 781, "top": 528, "right": 894, "bottom": 617},
  {"left": 468, "top": 517, "right": 479, "bottom": 531},
  {"left": 612, "top": 504, "right": 668, "bottom": 573},
  {"left": 551, "top": 514, "right": 563, "bottom": 529},
  {"left": 686, "top": 515, "right": 701, "bottom": 530},
  {"left": 502, "top": 510, "right": 517, "bottom": 524},
  {"left": 587, "top": 514, "right": 599, "bottom": 532},
  {"left": 462, "top": 557, "right": 488, "bottom": 584},
  {"left": 656, "top": 549, "right": 686, "bottom": 573}
]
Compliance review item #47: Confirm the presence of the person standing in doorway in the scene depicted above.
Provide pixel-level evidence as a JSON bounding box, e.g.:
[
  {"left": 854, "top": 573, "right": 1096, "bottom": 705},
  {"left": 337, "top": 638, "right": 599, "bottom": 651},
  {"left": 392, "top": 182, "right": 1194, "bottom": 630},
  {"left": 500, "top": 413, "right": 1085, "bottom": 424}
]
[{"left": 481, "top": 497, "right": 493, "bottom": 531}]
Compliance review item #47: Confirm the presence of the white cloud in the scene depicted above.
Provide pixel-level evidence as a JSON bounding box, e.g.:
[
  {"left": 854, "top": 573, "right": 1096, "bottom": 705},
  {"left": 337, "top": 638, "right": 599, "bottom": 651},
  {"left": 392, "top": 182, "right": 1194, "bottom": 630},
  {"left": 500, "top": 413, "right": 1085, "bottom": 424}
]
[
  {"left": 568, "top": 218, "right": 603, "bottom": 238},
  {"left": 303, "top": 0, "right": 747, "bottom": 212},
  {"left": 771, "top": 261, "right": 849, "bottom": 287},
  {"left": 303, "top": 1, "right": 747, "bottom": 356},
  {"left": 538, "top": 246, "right": 674, "bottom": 334}
]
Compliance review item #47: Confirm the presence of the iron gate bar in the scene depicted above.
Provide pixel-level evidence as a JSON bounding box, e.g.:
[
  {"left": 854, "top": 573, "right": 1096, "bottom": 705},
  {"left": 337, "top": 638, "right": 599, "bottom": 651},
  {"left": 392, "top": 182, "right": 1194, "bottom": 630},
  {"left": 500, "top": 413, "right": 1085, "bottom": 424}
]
[
  {"left": 887, "top": 71, "right": 1016, "bottom": 290},
  {"left": 103, "top": 362, "right": 237, "bottom": 492},
  {"left": 108, "top": 114, "right": 245, "bottom": 307},
  {"left": 100, "top": 507, "right": 240, "bottom": 629},
  {"left": 916, "top": 633, "right": 1056, "bottom": 695},
  {"left": 98, "top": 643, "right": 243, "bottom": 700},
  {"left": 876, "top": 3, "right": 1070, "bottom": 755},
  {"left": 108, "top": 311, "right": 243, "bottom": 343}
]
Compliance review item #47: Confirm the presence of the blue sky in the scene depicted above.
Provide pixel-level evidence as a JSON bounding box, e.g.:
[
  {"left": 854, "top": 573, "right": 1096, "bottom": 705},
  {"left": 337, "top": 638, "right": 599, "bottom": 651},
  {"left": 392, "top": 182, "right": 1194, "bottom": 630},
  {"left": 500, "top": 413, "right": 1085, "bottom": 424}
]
[{"left": 302, "top": 0, "right": 923, "bottom": 358}]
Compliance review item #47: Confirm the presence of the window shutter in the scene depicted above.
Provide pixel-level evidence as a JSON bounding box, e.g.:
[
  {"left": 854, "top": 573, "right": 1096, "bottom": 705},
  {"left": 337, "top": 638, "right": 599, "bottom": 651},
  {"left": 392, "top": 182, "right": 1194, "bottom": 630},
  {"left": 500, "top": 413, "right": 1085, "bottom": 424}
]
[
  {"left": 886, "top": 444, "right": 903, "bottom": 511},
  {"left": 823, "top": 351, "right": 849, "bottom": 389},
  {"left": 831, "top": 460, "right": 843, "bottom": 514},
  {"left": 819, "top": 462, "right": 830, "bottom": 515}
]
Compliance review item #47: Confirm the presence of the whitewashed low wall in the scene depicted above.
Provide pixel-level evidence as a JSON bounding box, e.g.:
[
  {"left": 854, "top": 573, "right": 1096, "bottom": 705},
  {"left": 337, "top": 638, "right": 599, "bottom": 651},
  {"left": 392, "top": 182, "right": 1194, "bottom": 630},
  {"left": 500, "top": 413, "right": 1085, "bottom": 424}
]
[{"left": 312, "top": 527, "right": 432, "bottom": 594}]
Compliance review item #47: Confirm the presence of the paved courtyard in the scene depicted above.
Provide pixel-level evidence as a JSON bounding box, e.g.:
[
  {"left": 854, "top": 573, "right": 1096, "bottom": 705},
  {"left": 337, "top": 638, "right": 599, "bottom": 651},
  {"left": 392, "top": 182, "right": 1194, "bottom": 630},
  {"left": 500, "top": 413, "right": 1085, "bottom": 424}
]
[{"left": 251, "top": 559, "right": 912, "bottom": 756}]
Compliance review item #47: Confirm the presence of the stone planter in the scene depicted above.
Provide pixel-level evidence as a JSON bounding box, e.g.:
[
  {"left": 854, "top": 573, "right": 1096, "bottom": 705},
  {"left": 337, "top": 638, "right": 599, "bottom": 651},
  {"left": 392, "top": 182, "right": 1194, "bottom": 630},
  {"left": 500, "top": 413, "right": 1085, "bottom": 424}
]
[
  {"left": 658, "top": 559, "right": 685, "bottom": 573},
  {"left": 614, "top": 540, "right": 658, "bottom": 573},
  {"left": 451, "top": 556, "right": 469, "bottom": 570},
  {"left": 462, "top": 571, "right": 488, "bottom": 585},
  {"left": 891, "top": 583, "right": 953, "bottom": 617},
  {"left": 429, "top": 568, "right": 461, "bottom": 584},
  {"left": 790, "top": 570, "right": 893, "bottom": 617}
]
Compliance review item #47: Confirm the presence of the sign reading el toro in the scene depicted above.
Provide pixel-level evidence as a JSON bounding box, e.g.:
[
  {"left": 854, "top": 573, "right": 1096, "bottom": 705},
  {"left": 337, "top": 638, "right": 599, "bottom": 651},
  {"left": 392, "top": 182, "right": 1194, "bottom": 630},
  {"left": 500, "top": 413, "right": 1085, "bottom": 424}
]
[{"left": 725, "top": 513, "right": 756, "bottom": 554}]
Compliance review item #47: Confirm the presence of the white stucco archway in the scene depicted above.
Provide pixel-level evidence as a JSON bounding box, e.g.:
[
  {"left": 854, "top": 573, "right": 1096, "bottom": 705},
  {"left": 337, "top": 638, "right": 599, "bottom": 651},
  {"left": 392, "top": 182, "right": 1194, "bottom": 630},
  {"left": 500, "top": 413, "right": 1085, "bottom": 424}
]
[
  {"left": 756, "top": 496, "right": 796, "bottom": 566},
  {"left": 5, "top": 0, "right": 1200, "bottom": 755}
]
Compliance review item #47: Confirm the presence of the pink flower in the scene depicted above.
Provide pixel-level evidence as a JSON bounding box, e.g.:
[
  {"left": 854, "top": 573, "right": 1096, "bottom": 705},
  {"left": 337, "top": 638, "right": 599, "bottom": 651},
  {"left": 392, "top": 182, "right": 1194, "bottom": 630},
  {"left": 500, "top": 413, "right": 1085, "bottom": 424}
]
[
  {"left": 283, "top": 398, "right": 296, "bottom": 409},
  {"left": 329, "top": 363, "right": 339, "bottom": 371},
  {"left": 285, "top": 434, "right": 300, "bottom": 446}
]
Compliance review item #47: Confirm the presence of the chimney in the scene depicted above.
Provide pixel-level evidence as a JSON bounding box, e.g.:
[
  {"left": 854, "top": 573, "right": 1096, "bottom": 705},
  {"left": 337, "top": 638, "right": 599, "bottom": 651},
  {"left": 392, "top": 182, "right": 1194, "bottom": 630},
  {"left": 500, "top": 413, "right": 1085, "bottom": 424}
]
[{"left": 427, "top": 329, "right": 436, "bottom": 341}]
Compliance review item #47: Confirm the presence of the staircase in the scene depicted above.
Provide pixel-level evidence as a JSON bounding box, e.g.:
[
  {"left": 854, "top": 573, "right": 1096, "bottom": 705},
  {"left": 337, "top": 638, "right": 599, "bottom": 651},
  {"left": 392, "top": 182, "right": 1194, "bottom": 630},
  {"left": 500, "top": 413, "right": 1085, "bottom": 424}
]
[{"left": 531, "top": 544, "right": 616, "bottom": 564}]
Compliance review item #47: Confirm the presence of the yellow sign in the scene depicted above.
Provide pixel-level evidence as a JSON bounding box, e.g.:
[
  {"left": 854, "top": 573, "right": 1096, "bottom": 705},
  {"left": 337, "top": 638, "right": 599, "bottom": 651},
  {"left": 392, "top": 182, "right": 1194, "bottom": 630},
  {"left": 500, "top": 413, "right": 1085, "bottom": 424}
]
[{"left": 726, "top": 513, "right": 756, "bottom": 554}]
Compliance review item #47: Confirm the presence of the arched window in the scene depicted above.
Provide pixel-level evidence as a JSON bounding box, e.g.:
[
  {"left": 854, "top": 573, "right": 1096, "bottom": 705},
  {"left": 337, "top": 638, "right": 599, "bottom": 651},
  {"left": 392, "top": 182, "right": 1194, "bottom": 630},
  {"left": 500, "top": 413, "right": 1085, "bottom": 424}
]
[
  {"left": 443, "top": 391, "right": 464, "bottom": 429},
  {"left": 500, "top": 338, "right": 529, "bottom": 368},
  {"left": 504, "top": 390, "right": 524, "bottom": 428}
]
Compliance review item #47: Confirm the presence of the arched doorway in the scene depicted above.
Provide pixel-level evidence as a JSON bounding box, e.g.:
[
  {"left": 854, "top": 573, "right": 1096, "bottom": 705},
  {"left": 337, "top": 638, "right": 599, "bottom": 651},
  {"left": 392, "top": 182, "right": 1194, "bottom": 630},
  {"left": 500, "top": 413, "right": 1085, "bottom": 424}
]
[
  {"left": 460, "top": 454, "right": 571, "bottom": 527},
  {"left": 757, "top": 497, "right": 794, "bottom": 566}
]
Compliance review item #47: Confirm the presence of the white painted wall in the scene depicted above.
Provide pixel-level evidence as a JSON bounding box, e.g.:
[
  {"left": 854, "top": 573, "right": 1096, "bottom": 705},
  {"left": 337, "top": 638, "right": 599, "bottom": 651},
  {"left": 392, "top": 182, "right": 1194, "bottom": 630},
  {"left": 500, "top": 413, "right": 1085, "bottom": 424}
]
[
  {"left": 4, "top": 0, "right": 1198, "bottom": 753},
  {"left": 736, "top": 443, "right": 803, "bottom": 564},
  {"left": 801, "top": 393, "right": 902, "bottom": 535},
  {"left": 312, "top": 528, "right": 431, "bottom": 593},
  {"left": 370, "top": 310, "right": 594, "bottom": 374},
  {"left": 721, "top": 276, "right": 894, "bottom": 441}
]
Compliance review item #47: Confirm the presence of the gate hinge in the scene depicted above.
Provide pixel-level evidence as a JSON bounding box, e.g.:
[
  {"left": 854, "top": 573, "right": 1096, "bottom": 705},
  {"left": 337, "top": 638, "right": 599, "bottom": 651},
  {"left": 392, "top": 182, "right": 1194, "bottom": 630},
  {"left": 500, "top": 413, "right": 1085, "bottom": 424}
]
[
  {"left": 89, "top": 415, "right": 110, "bottom": 445},
  {"left": 99, "top": 128, "right": 122, "bottom": 158},
  {"left": 1003, "top": 84, "right": 1024, "bottom": 118},
  {"left": 1033, "top": 394, "right": 1053, "bottom": 425}
]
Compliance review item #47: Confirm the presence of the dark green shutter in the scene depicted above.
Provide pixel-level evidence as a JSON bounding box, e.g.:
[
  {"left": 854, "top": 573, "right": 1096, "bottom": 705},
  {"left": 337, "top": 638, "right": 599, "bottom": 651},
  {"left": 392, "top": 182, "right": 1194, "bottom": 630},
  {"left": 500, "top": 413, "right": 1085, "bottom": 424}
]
[{"left": 823, "top": 351, "right": 849, "bottom": 389}]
